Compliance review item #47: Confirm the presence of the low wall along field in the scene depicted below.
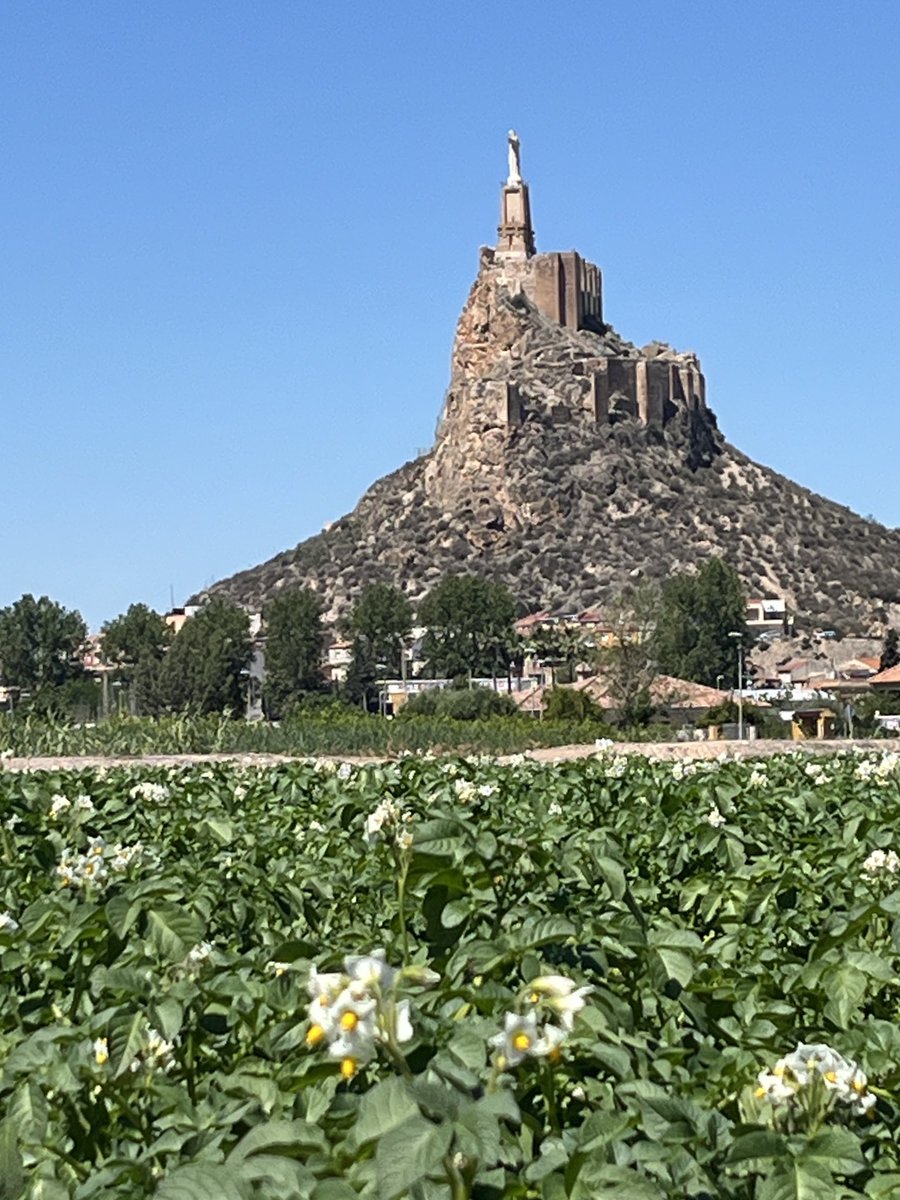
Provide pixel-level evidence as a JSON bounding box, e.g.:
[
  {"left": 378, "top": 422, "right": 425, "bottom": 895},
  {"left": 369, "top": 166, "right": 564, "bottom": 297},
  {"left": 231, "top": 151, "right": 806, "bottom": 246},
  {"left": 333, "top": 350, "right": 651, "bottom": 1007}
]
[{"left": 1, "top": 750, "right": 899, "bottom": 1197}]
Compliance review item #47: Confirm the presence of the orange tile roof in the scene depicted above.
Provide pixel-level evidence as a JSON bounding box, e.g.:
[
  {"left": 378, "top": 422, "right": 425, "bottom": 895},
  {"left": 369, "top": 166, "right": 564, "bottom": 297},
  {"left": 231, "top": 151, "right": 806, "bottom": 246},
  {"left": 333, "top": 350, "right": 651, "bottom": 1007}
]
[
  {"left": 514, "top": 673, "right": 732, "bottom": 712},
  {"left": 869, "top": 663, "right": 900, "bottom": 685}
]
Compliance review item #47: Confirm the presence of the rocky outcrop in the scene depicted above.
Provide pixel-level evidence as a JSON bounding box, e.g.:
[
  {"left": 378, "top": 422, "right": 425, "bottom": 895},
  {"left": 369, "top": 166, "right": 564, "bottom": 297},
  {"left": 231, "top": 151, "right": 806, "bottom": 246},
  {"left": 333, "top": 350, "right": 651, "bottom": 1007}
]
[{"left": 195, "top": 258, "right": 900, "bottom": 633}]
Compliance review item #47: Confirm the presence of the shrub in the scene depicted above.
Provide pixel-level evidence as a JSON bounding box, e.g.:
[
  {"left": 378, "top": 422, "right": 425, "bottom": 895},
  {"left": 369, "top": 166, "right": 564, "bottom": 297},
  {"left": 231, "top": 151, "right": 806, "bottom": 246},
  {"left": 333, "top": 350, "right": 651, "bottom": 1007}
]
[
  {"left": 397, "top": 686, "right": 518, "bottom": 721},
  {"left": 544, "top": 686, "right": 607, "bottom": 724}
]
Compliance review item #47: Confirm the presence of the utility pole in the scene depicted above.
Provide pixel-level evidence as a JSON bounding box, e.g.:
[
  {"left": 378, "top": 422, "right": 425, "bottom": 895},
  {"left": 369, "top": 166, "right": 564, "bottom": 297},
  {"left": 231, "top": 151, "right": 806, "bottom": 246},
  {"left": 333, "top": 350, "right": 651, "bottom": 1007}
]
[{"left": 728, "top": 631, "right": 744, "bottom": 740}]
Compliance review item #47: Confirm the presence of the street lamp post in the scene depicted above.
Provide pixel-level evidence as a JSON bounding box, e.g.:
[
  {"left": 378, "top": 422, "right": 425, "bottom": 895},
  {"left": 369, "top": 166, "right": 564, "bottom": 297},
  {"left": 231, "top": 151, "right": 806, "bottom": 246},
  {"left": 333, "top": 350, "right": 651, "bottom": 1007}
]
[{"left": 728, "top": 632, "right": 744, "bottom": 740}]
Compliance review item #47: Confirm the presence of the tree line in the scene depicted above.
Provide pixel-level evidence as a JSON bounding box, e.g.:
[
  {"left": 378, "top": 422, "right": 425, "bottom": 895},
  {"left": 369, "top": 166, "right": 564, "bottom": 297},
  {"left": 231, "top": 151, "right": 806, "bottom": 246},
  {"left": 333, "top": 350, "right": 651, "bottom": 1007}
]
[{"left": 4, "top": 561, "right": 898, "bottom": 723}]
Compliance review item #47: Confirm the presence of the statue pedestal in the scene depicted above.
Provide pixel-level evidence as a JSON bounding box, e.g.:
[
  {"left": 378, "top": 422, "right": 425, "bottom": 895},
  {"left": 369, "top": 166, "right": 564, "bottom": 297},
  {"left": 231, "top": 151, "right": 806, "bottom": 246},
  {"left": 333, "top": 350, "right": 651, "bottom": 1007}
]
[{"left": 496, "top": 182, "right": 535, "bottom": 259}]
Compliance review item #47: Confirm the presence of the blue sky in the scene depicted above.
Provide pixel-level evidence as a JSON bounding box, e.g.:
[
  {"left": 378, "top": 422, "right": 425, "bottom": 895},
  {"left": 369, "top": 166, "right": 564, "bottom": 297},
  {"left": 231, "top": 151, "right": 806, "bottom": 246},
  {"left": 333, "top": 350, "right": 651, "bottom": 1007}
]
[{"left": 3, "top": 2, "right": 899, "bottom": 630}]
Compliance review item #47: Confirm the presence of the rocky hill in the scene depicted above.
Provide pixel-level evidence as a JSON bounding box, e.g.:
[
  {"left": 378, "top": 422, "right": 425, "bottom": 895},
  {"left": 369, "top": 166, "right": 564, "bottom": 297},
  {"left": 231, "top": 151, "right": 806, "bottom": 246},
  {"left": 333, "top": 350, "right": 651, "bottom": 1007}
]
[{"left": 197, "top": 146, "right": 900, "bottom": 634}]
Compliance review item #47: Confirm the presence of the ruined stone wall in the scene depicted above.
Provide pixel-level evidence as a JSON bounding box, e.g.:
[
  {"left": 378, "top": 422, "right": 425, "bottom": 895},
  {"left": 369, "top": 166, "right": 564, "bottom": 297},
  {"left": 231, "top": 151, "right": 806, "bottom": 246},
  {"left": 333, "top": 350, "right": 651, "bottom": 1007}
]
[{"left": 494, "top": 249, "right": 603, "bottom": 331}]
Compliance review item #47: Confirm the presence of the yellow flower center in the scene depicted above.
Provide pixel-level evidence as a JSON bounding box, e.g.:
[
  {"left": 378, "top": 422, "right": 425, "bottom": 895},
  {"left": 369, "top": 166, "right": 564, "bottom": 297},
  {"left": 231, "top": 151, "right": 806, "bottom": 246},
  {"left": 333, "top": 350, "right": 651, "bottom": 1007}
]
[
  {"left": 340, "top": 1057, "right": 358, "bottom": 1079},
  {"left": 512, "top": 1032, "right": 531, "bottom": 1053},
  {"left": 824, "top": 1071, "right": 838, "bottom": 1083},
  {"left": 95, "top": 1049, "right": 108, "bottom": 1065},
  {"left": 852, "top": 1079, "right": 864, "bottom": 1093},
  {"left": 754, "top": 1086, "right": 766, "bottom": 1099},
  {"left": 548, "top": 1046, "right": 561, "bottom": 1064},
  {"left": 529, "top": 992, "right": 540, "bottom": 1004},
  {"left": 305, "top": 1024, "right": 325, "bottom": 1047},
  {"left": 772, "top": 1065, "right": 785, "bottom": 1077},
  {"left": 340, "top": 1011, "right": 359, "bottom": 1032}
]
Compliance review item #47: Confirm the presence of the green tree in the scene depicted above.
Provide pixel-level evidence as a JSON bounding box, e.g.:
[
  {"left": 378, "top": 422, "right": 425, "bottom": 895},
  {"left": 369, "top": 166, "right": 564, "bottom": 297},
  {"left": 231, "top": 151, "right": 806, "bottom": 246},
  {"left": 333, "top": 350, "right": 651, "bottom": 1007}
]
[
  {"left": 155, "top": 599, "right": 251, "bottom": 715},
  {"left": 879, "top": 627, "right": 900, "bottom": 673},
  {"left": 0, "top": 593, "right": 87, "bottom": 692},
  {"left": 345, "top": 583, "right": 413, "bottom": 706},
  {"left": 101, "top": 603, "right": 171, "bottom": 672},
  {"left": 543, "top": 686, "right": 607, "bottom": 723},
  {"left": 263, "top": 589, "right": 324, "bottom": 716},
  {"left": 528, "top": 622, "right": 592, "bottom": 685},
  {"left": 654, "top": 558, "right": 747, "bottom": 687},
  {"left": 595, "top": 586, "right": 660, "bottom": 727},
  {"left": 419, "top": 575, "right": 517, "bottom": 680}
]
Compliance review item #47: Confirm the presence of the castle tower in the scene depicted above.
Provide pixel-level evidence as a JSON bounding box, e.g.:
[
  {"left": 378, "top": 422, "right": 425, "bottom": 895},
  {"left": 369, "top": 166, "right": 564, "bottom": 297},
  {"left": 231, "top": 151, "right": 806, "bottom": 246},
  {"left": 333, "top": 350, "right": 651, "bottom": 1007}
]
[{"left": 496, "top": 130, "right": 536, "bottom": 259}]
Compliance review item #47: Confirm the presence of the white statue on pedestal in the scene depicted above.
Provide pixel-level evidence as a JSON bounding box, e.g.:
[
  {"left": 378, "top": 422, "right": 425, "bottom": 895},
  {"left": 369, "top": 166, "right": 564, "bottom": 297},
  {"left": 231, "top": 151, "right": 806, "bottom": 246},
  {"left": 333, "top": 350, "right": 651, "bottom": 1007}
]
[{"left": 507, "top": 129, "right": 522, "bottom": 185}]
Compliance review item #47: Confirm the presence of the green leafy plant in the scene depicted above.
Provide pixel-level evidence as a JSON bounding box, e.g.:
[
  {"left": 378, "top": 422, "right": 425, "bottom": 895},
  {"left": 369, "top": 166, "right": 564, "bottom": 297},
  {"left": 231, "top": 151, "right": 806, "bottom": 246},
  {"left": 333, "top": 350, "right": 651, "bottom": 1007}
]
[{"left": 0, "top": 749, "right": 899, "bottom": 1195}]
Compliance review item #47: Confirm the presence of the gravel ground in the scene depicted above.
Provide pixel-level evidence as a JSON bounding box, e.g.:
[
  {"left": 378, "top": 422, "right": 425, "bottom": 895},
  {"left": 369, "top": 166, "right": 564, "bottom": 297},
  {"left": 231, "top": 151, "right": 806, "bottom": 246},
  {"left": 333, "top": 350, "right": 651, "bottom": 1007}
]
[{"left": 0, "top": 738, "right": 893, "bottom": 772}]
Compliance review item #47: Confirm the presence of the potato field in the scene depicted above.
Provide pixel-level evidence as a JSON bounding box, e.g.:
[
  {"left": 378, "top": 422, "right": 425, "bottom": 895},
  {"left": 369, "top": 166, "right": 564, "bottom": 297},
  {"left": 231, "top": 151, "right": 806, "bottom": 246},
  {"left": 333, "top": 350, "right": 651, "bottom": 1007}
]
[{"left": 1, "top": 750, "right": 899, "bottom": 1198}]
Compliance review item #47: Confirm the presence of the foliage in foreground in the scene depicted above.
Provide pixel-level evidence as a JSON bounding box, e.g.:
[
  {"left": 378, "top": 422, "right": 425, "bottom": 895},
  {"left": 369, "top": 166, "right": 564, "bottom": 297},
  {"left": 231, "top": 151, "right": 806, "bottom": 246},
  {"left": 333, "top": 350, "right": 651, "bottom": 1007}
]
[{"left": 1, "top": 750, "right": 900, "bottom": 1196}]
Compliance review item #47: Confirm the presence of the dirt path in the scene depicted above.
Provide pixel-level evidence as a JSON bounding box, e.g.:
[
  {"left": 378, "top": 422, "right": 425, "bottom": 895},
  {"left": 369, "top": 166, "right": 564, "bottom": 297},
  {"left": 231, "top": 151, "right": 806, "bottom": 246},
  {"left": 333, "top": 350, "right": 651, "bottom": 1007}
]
[{"left": 1, "top": 738, "right": 892, "bottom": 772}]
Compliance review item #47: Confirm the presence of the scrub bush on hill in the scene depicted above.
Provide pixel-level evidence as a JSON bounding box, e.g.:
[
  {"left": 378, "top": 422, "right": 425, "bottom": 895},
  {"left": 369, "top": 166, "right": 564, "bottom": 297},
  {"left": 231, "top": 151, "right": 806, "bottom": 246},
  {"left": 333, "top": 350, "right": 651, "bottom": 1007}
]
[{"left": 1, "top": 750, "right": 900, "bottom": 1195}]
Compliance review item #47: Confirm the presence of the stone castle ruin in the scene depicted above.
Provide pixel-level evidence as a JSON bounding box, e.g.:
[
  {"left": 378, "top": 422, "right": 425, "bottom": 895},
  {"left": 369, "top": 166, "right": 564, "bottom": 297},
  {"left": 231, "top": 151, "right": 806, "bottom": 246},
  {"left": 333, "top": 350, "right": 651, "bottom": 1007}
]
[{"left": 450, "top": 130, "right": 707, "bottom": 432}]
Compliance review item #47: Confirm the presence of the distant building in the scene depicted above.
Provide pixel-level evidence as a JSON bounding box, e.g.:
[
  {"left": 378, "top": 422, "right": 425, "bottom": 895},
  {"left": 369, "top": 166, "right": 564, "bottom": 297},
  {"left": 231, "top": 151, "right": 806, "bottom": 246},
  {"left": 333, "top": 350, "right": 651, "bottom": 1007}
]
[
  {"left": 746, "top": 597, "right": 792, "bottom": 631},
  {"left": 164, "top": 605, "right": 203, "bottom": 635}
]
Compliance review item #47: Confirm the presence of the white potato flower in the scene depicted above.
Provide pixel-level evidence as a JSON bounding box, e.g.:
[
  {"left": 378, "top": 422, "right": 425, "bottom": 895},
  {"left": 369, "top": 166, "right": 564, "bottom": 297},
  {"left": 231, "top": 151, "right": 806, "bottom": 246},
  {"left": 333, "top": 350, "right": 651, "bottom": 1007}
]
[
  {"left": 527, "top": 975, "right": 592, "bottom": 1031},
  {"left": 453, "top": 779, "right": 477, "bottom": 804},
  {"left": 184, "top": 941, "right": 214, "bottom": 968},
  {"left": 345, "top": 948, "right": 396, "bottom": 992},
  {"left": 0, "top": 911, "right": 19, "bottom": 933},
  {"left": 862, "top": 848, "right": 900, "bottom": 877},
  {"left": 706, "top": 806, "right": 726, "bottom": 828},
  {"left": 128, "top": 781, "right": 170, "bottom": 804},
  {"left": 758, "top": 1043, "right": 876, "bottom": 1117},
  {"left": 305, "top": 949, "right": 415, "bottom": 1079},
  {"left": 755, "top": 1070, "right": 795, "bottom": 1104},
  {"left": 364, "top": 798, "right": 404, "bottom": 845},
  {"left": 490, "top": 1010, "right": 541, "bottom": 1068}
]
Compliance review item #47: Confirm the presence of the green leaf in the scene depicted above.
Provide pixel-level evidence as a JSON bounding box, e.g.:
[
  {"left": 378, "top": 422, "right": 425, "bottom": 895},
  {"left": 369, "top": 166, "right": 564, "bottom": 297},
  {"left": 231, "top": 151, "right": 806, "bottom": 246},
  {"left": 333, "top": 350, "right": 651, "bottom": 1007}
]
[
  {"left": 0, "top": 1121, "right": 24, "bottom": 1200},
  {"left": 228, "top": 1119, "right": 326, "bottom": 1163},
  {"left": 595, "top": 856, "right": 626, "bottom": 899},
  {"left": 8, "top": 1081, "right": 48, "bottom": 1145},
  {"left": 649, "top": 946, "right": 694, "bottom": 990},
  {"left": 110, "top": 1011, "right": 147, "bottom": 1079},
  {"left": 351, "top": 1077, "right": 419, "bottom": 1148},
  {"left": 106, "top": 894, "right": 140, "bottom": 939},
  {"left": 823, "top": 964, "right": 867, "bottom": 1029},
  {"left": 802, "top": 1128, "right": 866, "bottom": 1176},
  {"left": 237, "top": 1154, "right": 315, "bottom": 1191},
  {"left": 569, "top": 1162, "right": 664, "bottom": 1199},
  {"left": 441, "top": 899, "right": 469, "bottom": 929},
  {"left": 865, "top": 1174, "right": 900, "bottom": 1198},
  {"left": 200, "top": 816, "right": 234, "bottom": 845},
  {"left": 311, "top": 1182, "right": 359, "bottom": 1200},
  {"left": 375, "top": 1114, "right": 453, "bottom": 1200},
  {"left": 727, "top": 1131, "right": 789, "bottom": 1163},
  {"left": 524, "top": 1138, "right": 568, "bottom": 1182},
  {"left": 756, "top": 1158, "right": 842, "bottom": 1200},
  {"left": 29, "top": 1181, "right": 68, "bottom": 1200},
  {"left": 454, "top": 1097, "right": 502, "bottom": 1165},
  {"left": 153, "top": 997, "right": 184, "bottom": 1043},
  {"left": 147, "top": 904, "right": 204, "bottom": 962},
  {"left": 508, "top": 916, "right": 576, "bottom": 953},
  {"left": 155, "top": 1163, "right": 253, "bottom": 1199}
]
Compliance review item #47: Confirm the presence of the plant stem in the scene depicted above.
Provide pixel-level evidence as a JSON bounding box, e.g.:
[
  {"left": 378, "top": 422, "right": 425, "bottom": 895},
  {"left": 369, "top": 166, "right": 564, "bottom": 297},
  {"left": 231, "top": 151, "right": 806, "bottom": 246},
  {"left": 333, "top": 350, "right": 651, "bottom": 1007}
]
[
  {"left": 543, "top": 1060, "right": 561, "bottom": 1135},
  {"left": 395, "top": 848, "right": 410, "bottom": 964},
  {"left": 444, "top": 1152, "right": 469, "bottom": 1200}
]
